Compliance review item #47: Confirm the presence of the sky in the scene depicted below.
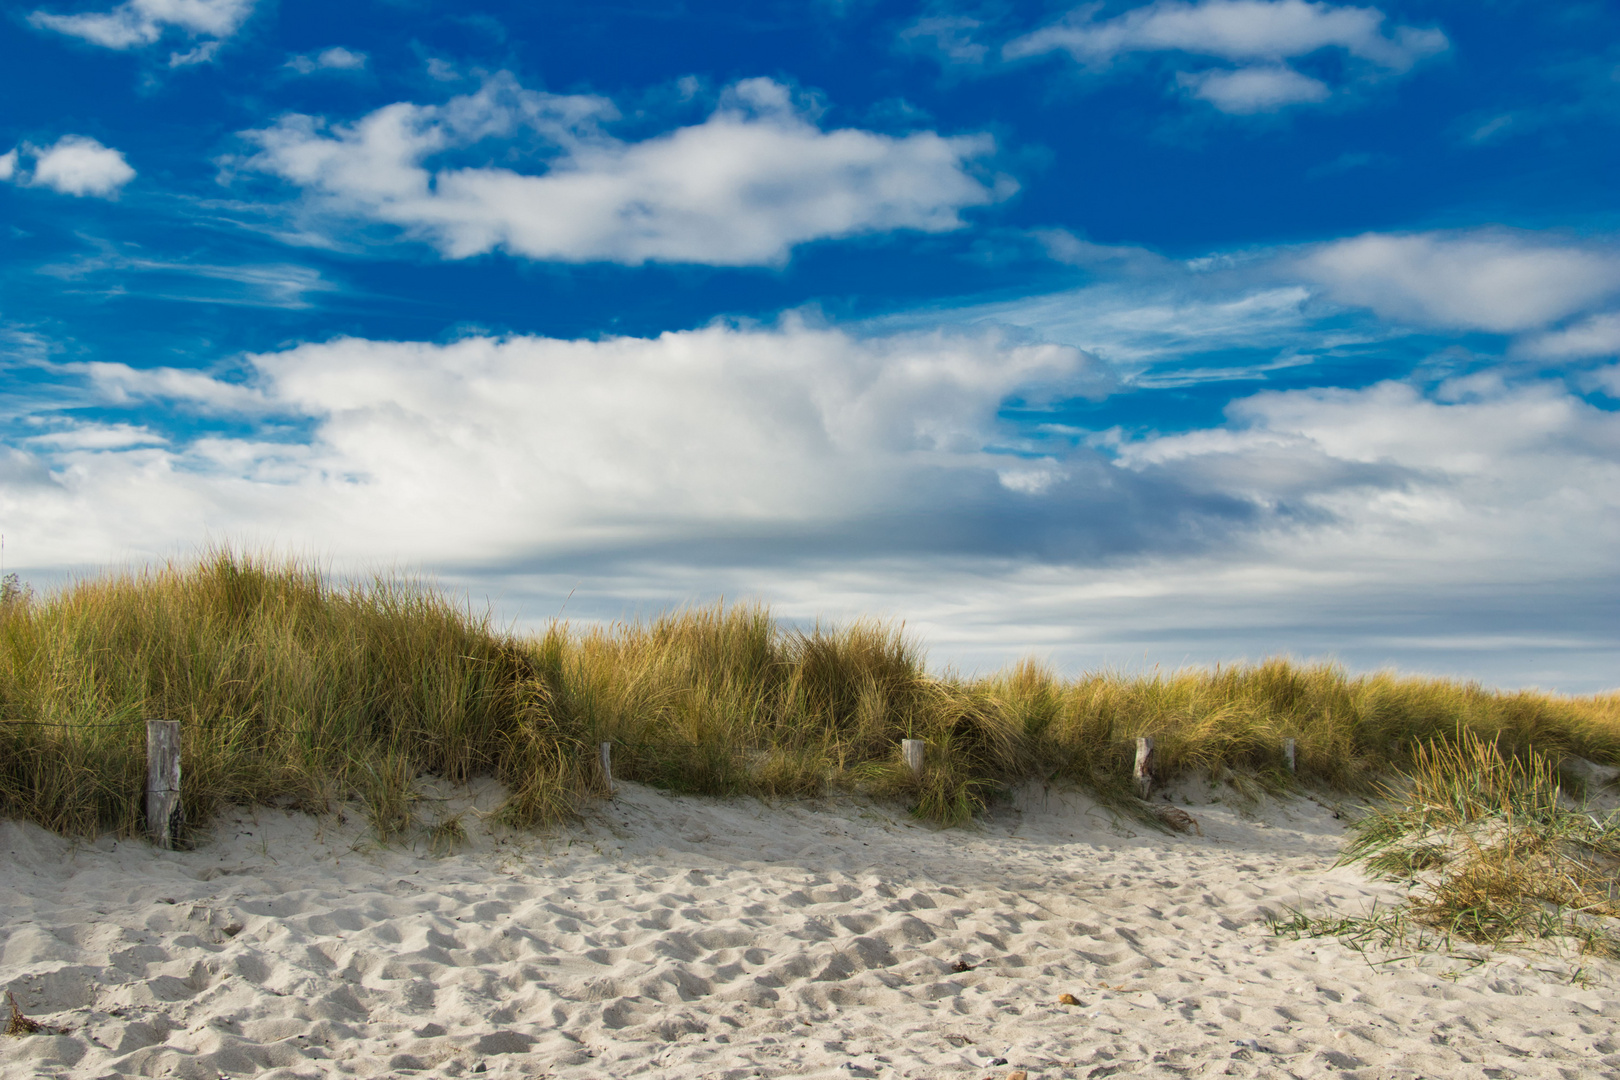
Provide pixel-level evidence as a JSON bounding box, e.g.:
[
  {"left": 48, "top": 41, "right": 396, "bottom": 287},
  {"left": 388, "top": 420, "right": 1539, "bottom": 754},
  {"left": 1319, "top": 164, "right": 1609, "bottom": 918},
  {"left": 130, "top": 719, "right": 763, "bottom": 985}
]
[{"left": 2, "top": 0, "right": 1618, "bottom": 691}]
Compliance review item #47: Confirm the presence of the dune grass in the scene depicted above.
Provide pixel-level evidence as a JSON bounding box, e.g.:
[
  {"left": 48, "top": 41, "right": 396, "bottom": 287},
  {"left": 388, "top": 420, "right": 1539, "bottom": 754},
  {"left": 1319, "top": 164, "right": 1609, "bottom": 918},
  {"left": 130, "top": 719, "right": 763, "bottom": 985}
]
[
  {"left": 1277, "top": 730, "right": 1620, "bottom": 959},
  {"left": 2, "top": 551, "right": 1618, "bottom": 859}
]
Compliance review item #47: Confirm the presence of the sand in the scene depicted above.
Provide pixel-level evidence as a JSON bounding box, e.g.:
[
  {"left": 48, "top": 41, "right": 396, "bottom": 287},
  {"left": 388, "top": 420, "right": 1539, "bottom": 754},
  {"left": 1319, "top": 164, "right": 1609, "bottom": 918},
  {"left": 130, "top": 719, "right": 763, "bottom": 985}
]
[{"left": 1, "top": 779, "right": 1614, "bottom": 1079}]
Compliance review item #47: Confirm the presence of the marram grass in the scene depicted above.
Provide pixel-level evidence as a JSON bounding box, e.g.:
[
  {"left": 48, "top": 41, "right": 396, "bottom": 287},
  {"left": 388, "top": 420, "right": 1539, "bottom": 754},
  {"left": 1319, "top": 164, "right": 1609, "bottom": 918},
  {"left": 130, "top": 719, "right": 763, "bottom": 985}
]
[
  {"left": 2, "top": 551, "right": 1618, "bottom": 851},
  {"left": 1312, "top": 730, "right": 1620, "bottom": 958}
]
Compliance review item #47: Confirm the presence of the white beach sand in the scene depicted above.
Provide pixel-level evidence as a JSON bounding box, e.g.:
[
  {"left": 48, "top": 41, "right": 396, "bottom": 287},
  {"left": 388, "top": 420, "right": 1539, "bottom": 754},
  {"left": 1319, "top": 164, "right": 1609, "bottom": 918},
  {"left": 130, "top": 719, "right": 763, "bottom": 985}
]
[{"left": 1, "top": 780, "right": 1614, "bottom": 1079}]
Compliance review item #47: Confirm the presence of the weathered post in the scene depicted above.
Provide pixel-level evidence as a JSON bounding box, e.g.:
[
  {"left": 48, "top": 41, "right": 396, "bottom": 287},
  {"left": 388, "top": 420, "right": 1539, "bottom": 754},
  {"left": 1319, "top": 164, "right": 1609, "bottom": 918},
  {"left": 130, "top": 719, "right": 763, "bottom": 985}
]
[
  {"left": 145, "top": 719, "right": 182, "bottom": 850},
  {"left": 1283, "top": 737, "right": 1297, "bottom": 774},
  {"left": 901, "top": 739, "right": 925, "bottom": 779},
  {"left": 599, "top": 742, "right": 613, "bottom": 796},
  {"left": 1133, "top": 737, "right": 1154, "bottom": 798}
]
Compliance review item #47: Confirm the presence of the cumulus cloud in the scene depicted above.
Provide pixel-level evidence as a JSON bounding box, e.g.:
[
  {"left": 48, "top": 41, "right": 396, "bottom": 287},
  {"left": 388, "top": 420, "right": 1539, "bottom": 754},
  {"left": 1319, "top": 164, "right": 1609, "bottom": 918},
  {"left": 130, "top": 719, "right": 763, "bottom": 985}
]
[
  {"left": 1299, "top": 230, "right": 1620, "bottom": 333},
  {"left": 239, "top": 74, "right": 1005, "bottom": 265},
  {"left": 285, "top": 46, "right": 367, "bottom": 75},
  {"left": 0, "top": 322, "right": 1093, "bottom": 568},
  {"left": 1, "top": 136, "right": 135, "bottom": 197},
  {"left": 1005, "top": 0, "right": 1447, "bottom": 113},
  {"left": 1177, "top": 64, "right": 1329, "bottom": 111},
  {"left": 29, "top": 0, "right": 254, "bottom": 50}
]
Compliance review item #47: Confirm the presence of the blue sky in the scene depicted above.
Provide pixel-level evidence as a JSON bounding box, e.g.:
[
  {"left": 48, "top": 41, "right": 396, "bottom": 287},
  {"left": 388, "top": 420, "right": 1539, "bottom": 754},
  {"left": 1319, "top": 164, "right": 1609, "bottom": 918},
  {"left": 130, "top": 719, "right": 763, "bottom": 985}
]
[{"left": 3, "top": 0, "right": 1618, "bottom": 689}]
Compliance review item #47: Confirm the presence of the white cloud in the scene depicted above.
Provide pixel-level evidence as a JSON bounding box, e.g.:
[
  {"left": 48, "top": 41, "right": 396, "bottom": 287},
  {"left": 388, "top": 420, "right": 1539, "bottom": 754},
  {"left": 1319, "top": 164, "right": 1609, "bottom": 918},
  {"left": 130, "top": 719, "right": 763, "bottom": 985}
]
[
  {"left": 1590, "top": 365, "right": 1620, "bottom": 399},
  {"left": 9, "top": 327, "right": 1619, "bottom": 690},
  {"left": 1005, "top": 0, "right": 1446, "bottom": 113},
  {"left": 898, "top": 16, "right": 989, "bottom": 64},
  {"left": 240, "top": 74, "right": 1004, "bottom": 266},
  {"left": 72, "top": 360, "right": 275, "bottom": 413},
  {"left": 1300, "top": 231, "right": 1620, "bottom": 333},
  {"left": 167, "top": 39, "right": 218, "bottom": 66},
  {"left": 286, "top": 46, "right": 367, "bottom": 75},
  {"left": 0, "top": 322, "right": 1089, "bottom": 567},
  {"left": 1006, "top": 0, "right": 1445, "bottom": 69},
  {"left": 6, "top": 310, "right": 1620, "bottom": 689},
  {"left": 997, "top": 463, "right": 1069, "bottom": 494},
  {"left": 1518, "top": 312, "right": 1620, "bottom": 361},
  {"left": 1177, "top": 64, "right": 1329, "bottom": 112},
  {"left": 1, "top": 136, "right": 135, "bottom": 198},
  {"left": 29, "top": 0, "right": 254, "bottom": 49},
  {"left": 26, "top": 422, "right": 167, "bottom": 450}
]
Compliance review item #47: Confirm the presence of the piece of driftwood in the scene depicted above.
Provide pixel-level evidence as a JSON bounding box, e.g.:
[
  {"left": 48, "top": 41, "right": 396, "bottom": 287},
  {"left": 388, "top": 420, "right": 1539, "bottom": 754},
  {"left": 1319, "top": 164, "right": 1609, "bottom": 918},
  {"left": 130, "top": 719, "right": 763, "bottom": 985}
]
[
  {"left": 599, "top": 742, "right": 614, "bottom": 796},
  {"left": 1283, "top": 737, "right": 1297, "bottom": 774}
]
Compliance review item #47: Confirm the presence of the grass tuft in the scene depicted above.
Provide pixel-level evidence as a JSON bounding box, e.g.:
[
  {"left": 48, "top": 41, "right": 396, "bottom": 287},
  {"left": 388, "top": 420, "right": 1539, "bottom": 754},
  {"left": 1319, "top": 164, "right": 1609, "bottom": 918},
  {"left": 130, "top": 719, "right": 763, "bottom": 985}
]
[
  {"left": 5, "top": 991, "right": 62, "bottom": 1037},
  {"left": 1290, "top": 729, "right": 1620, "bottom": 958}
]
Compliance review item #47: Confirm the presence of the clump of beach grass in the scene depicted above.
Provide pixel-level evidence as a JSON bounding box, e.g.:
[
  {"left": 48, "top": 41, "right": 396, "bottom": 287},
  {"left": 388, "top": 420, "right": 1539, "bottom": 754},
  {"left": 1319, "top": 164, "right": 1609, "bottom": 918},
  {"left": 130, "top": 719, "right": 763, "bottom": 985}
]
[
  {"left": 1319, "top": 730, "right": 1620, "bottom": 957},
  {"left": 1, "top": 550, "right": 1618, "bottom": 852}
]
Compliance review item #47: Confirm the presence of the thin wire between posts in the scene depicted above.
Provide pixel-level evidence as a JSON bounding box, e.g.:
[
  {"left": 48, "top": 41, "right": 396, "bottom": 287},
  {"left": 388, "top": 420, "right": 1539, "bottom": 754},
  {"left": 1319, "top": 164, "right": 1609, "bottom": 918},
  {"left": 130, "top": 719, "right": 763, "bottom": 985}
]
[{"left": 0, "top": 718, "right": 154, "bottom": 729}]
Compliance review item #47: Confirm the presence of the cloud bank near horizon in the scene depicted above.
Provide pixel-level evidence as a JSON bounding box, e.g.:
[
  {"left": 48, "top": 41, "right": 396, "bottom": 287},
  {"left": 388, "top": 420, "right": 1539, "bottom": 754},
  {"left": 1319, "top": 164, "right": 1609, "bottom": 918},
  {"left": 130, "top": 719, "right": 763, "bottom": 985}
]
[{"left": 6, "top": 280, "right": 1618, "bottom": 688}]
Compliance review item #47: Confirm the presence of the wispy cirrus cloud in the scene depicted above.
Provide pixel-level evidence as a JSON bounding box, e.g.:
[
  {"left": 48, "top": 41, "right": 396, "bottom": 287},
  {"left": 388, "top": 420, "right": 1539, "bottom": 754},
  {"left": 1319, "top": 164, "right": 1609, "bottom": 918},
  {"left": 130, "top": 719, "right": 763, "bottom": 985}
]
[
  {"left": 898, "top": 15, "right": 990, "bottom": 65},
  {"left": 236, "top": 74, "right": 1008, "bottom": 266},
  {"left": 1000, "top": 0, "right": 1448, "bottom": 113},
  {"left": 36, "top": 239, "right": 339, "bottom": 309}
]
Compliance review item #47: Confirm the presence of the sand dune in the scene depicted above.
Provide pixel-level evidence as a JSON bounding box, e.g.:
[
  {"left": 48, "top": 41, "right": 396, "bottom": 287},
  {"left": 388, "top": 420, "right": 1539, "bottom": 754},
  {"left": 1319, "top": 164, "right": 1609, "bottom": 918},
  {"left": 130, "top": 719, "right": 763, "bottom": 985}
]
[{"left": 1, "top": 779, "right": 1614, "bottom": 1079}]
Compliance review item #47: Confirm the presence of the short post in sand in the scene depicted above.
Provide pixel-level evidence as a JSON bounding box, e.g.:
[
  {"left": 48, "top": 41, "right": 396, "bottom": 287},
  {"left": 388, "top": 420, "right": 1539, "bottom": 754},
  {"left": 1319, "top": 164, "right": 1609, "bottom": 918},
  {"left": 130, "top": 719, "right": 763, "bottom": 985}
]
[
  {"left": 599, "top": 742, "right": 614, "bottom": 796},
  {"left": 1133, "top": 737, "right": 1154, "bottom": 799},
  {"left": 901, "top": 738, "right": 925, "bottom": 779},
  {"left": 1283, "top": 737, "right": 1297, "bottom": 774},
  {"left": 146, "top": 718, "right": 182, "bottom": 850}
]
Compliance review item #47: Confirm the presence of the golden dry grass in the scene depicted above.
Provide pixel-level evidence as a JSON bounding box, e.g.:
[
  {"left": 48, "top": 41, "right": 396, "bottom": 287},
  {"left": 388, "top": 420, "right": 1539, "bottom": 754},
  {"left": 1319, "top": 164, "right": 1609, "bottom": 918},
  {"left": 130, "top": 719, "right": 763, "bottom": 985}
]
[
  {"left": 1, "top": 550, "right": 1617, "bottom": 848},
  {"left": 1329, "top": 730, "right": 1620, "bottom": 956}
]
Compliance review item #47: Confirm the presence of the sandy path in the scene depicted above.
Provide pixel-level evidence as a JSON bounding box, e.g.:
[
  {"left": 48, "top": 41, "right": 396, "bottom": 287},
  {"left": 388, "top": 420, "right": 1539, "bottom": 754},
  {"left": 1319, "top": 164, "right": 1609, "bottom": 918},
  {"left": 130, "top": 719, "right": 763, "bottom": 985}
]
[{"left": 1, "top": 780, "right": 1614, "bottom": 1079}]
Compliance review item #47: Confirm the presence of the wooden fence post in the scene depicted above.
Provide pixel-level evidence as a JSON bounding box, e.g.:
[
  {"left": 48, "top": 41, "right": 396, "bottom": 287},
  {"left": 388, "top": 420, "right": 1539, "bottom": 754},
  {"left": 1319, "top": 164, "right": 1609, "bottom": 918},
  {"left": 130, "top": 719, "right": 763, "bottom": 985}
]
[
  {"left": 1283, "top": 738, "right": 1297, "bottom": 774},
  {"left": 901, "top": 739, "right": 925, "bottom": 779},
  {"left": 1133, "top": 737, "right": 1154, "bottom": 798},
  {"left": 599, "top": 742, "right": 613, "bottom": 796},
  {"left": 146, "top": 719, "right": 182, "bottom": 850}
]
